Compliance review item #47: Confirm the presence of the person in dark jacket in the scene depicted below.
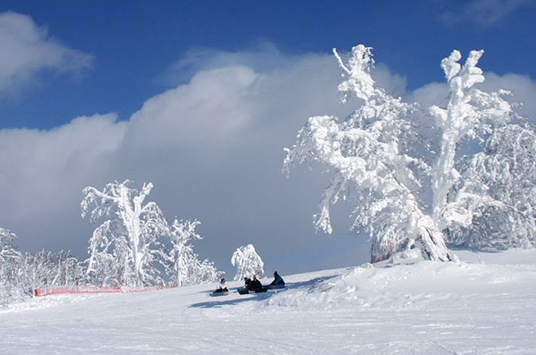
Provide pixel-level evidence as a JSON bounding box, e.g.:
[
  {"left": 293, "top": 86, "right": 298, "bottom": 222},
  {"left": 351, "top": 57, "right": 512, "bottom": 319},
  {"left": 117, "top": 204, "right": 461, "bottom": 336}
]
[
  {"left": 270, "top": 271, "right": 285, "bottom": 286},
  {"left": 237, "top": 277, "right": 252, "bottom": 294},
  {"left": 247, "top": 274, "right": 264, "bottom": 292}
]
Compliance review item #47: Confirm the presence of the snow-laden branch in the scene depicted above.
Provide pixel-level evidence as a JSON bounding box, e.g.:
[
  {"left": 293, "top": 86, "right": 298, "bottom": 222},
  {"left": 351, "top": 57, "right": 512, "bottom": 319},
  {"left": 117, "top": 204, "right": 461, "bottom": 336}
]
[
  {"left": 431, "top": 49, "right": 513, "bottom": 232},
  {"left": 333, "top": 45, "right": 376, "bottom": 103}
]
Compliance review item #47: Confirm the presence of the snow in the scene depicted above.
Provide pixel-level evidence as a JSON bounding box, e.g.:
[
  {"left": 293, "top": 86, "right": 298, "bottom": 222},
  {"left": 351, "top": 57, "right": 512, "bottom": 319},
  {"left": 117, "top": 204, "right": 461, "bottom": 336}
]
[{"left": 1, "top": 249, "right": 536, "bottom": 354}]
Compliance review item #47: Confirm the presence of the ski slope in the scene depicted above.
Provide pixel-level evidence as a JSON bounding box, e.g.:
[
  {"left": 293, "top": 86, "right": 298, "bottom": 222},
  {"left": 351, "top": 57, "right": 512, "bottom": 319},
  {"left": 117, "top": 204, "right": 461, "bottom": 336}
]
[{"left": 1, "top": 249, "right": 536, "bottom": 354}]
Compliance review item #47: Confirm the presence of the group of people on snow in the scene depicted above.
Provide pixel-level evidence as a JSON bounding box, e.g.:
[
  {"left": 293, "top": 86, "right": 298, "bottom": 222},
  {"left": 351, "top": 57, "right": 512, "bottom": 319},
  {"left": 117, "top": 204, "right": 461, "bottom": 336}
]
[
  {"left": 213, "top": 271, "right": 285, "bottom": 294},
  {"left": 243, "top": 271, "right": 285, "bottom": 293}
]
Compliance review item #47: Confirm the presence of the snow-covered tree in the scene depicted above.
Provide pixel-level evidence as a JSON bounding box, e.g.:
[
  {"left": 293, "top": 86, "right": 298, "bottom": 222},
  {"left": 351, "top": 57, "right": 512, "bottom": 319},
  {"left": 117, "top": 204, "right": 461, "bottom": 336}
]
[
  {"left": 81, "top": 180, "right": 169, "bottom": 286},
  {"left": 165, "top": 219, "right": 221, "bottom": 286},
  {"left": 49, "top": 250, "right": 84, "bottom": 286},
  {"left": 231, "top": 244, "right": 264, "bottom": 281},
  {"left": 284, "top": 44, "right": 514, "bottom": 262}
]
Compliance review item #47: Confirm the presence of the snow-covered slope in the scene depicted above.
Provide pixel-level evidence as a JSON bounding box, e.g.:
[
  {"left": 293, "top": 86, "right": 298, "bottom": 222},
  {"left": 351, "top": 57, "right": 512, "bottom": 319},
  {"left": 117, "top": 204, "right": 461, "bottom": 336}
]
[{"left": 1, "top": 249, "right": 535, "bottom": 354}]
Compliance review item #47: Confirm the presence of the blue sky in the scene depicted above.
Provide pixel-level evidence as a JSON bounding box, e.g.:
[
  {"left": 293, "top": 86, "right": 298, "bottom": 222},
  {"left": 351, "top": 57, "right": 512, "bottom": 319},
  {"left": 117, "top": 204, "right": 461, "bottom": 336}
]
[
  {"left": 1, "top": 1, "right": 535, "bottom": 275},
  {"left": 2, "top": 0, "right": 535, "bottom": 129}
]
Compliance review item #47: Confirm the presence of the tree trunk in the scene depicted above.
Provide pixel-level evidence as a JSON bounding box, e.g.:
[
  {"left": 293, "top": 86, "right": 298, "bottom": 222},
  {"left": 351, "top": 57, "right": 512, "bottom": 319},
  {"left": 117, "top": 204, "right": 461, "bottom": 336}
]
[{"left": 418, "top": 227, "right": 451, "bottom": 262}]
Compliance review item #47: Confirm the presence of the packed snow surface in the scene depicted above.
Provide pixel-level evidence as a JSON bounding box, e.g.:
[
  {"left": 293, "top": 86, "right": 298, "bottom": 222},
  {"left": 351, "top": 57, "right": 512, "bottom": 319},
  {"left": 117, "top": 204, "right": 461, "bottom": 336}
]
[{"left": 1, "top": 249, "right": 536, "bottom": 354}]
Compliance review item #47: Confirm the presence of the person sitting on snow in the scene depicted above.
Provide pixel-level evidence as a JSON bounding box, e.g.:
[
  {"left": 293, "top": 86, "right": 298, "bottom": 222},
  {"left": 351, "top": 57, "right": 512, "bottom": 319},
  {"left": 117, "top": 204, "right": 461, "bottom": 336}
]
[
  {"left": 270, "top": 271, "right": 285, "bottom": 286},
  {"left": 247, "top": 274, "right": 264, "bottom": 292},
  {"left": 237, "top": 277, "right": 252, "bottom": 294},
  {"left": 243, "top": 277, "right": 251, "bottom": 288},
  {"left": 214, "top": 278, "right": 228, "bottom": 293}
]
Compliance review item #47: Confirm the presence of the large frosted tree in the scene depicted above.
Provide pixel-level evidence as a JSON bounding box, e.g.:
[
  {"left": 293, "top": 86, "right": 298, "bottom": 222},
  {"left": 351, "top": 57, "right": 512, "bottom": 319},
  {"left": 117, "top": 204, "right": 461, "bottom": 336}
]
[
  {"left": 284, "top": 44, "right": 515, "bottom": 262},
  {"left": 82, "top": 180, "right": 169, "bottom": 286}
]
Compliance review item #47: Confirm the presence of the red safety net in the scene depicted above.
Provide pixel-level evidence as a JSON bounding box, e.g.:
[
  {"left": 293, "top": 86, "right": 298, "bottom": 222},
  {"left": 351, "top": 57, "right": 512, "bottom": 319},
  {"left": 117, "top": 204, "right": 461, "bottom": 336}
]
[{"left": 34, "top": 285, "right": 177, "bottom": 297}]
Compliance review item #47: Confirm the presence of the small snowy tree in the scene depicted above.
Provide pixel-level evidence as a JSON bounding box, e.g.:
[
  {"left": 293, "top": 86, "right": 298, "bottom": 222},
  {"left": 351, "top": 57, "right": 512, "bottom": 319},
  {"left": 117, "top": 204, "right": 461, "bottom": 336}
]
[
  {"left": 81, "top": 180, "right": 169, "bottom": 286},
  {"left": 231, "top": 244, "right": 264, "bottom": 281},
  {"left": 284, "top": 44, "right": 514, "bottom": 262},
  {"left": 49, "top": 251, "right": 83, "bottom": 286},
  {"left": 165, "top": 219, "right": 221, "bottom": 287}
]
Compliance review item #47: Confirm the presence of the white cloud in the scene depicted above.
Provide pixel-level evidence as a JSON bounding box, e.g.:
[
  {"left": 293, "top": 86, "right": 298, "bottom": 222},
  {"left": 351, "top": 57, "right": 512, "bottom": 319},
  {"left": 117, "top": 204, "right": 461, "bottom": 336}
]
[
  {"left": 0, "top": 49, "right": 355, "bottom": 272},
  {"left": 372, "top": 63, "right": 408, "bottom": 99},
  {"left": 405, "top": 81, "right": 449, "bottom": 108},
  {"left": 480, "top": 72, "right": 536, "bottom": 120},
  {"left": 0, "top": 114, "right": 126, "bottom": 247},
  {"left": 158, "top": 42, "right": 296, "bottom": 85},
  {"left": 440, "top": 0, "right": 535, "bottom": 27},
  {"left": 0, "top": 12, "right": 92, "bottom": 96},
  {"left": 113, "top": 52, "right": 354, "bottom": 270}
]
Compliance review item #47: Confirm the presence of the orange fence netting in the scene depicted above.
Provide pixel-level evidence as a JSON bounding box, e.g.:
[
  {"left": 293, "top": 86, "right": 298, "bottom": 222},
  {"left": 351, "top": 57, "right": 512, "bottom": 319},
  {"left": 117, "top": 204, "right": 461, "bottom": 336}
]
[{"left": 34, "top": 285, "right": 177, "bottom": 297}]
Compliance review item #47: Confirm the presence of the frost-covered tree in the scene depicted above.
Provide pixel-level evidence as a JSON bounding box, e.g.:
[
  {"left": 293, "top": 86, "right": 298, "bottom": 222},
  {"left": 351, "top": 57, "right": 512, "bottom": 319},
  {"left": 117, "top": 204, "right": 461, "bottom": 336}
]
[
  {"left": 284, "top": 44, "right": 514, "bottom": 262},
  {"left": 82, "top": 180, "right": 169, "bottom": 286},
  {"left": 165, "top": 219, "right": 221, "bottom": 286},
  {"left": 231, "top": 244, "right": 264, "bottom": 281},
  {"left": 49, "top": 250, "right": 84, "bottom": 286}
]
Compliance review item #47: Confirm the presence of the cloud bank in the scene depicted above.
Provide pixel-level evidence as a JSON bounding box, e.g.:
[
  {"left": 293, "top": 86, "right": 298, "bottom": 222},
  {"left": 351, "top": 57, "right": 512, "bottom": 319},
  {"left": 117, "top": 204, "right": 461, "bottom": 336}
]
[{"left": 1, "top": 44, "right": 536, "bottom": 275}]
